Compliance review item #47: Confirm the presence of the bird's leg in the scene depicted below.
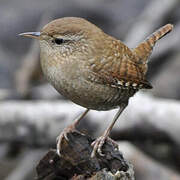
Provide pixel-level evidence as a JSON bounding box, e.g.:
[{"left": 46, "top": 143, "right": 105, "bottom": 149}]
[
  {"left": 57, "top": 108, "right": 89, "bottom": 155},
  {"left": 91, "top": 104, "right": 127, "bottom": 157}
]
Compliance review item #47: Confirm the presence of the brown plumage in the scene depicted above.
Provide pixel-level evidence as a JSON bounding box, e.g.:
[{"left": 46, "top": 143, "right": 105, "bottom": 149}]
[
  {"left": 19, "top": 17, "right": 173, "bottom": 157},
  {"left": 133, "top": 24, "right": 173, "bottom": 75}
]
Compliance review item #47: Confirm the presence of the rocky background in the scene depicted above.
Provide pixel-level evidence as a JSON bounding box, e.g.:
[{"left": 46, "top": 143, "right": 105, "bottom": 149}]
[{"left": 0, "top": 0, "right": 180, "bottom": 179}]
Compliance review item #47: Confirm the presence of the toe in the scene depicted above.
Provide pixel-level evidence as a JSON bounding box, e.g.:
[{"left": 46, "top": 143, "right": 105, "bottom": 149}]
[
  {"left": 56, "top": 125, "right": 79, "bottom": 156},
  {"left": 91, "top": 136, "right": 107, "bottom": 157}
]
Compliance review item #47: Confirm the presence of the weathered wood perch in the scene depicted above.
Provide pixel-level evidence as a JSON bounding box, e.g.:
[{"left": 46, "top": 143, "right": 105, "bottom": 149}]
[{"left": 36, "top": 131, "right": 134, "bottom": 180}]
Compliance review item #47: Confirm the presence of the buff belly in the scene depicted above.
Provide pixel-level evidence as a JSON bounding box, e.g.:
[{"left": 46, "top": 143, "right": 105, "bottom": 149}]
[
  {"left": 47, "top": 69, "right": 136, "bottom": 110},
  {"left": 41, "top": 57, "right": 136, "bottom": 111}
]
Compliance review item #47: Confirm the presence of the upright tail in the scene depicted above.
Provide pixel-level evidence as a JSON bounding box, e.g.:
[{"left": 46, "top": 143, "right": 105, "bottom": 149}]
[
  {"left": 133, "top": 24, "right": 173, "bottom": 64},
  {"left": 132, "top": 24, "right": 173, "bottom": 75}
]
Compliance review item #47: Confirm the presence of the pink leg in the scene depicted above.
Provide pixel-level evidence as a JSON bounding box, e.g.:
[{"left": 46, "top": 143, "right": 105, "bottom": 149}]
[
  {"left": 91, "top": 104, "right": 127, "bottom": 157},
  {"left": 57, "top": 109, "right": 89, "bottom": 156}
]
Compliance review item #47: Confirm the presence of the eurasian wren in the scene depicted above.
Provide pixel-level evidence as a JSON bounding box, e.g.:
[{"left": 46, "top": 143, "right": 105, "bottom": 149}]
[{"left": 19, "top": 17, "right": 173, "bottom": 157}]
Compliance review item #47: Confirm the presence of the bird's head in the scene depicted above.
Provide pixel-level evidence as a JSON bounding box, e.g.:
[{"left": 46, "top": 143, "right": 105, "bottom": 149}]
[{"left": 19, "top": 17, "right": 104, "bottom": 58}]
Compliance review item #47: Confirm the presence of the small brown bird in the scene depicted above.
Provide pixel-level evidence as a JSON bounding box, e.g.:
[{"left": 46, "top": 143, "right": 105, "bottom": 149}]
[{"left": 19, "top": 17, "right": 173, "bottom": 157}]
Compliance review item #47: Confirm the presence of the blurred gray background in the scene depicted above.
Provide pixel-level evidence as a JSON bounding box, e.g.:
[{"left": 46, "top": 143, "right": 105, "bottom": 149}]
[
  {"left": 0, "top": 0, "right": 148, "bottom": 89},
  {"left": 0, "top": 0, "right": 180, "bottom": 179}
]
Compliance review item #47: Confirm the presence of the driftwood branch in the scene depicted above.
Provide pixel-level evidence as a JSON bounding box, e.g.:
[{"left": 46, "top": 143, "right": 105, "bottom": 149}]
[{"left": 0, "top": 93, "right": 180, "bottom": 146}]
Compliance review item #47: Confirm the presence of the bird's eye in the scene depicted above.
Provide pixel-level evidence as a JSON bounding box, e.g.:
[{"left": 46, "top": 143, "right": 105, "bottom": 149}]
[{"left": 53, "top": 38, "right": 64, "bottom": 45}]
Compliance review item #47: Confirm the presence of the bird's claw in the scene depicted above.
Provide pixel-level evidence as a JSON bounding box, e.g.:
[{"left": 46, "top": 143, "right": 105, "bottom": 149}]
[
  {"left": 91, "top": 136, "right": 107, "bottom": 157},
  {"left": 56, "top": 130, "right": 69, "bottom": 144},
  {"left": 56, "top": 125, "right": 78, "bottom": 156},
  {"left": 91, "top": 136, "right": 119, "bottom": 158}
]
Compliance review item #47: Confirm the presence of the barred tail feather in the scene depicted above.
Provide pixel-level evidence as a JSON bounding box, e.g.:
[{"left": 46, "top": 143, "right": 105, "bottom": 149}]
[
  {"left": 145, "top": 24, "right": 173, "bottom": 48},
  {"left": 133, "top": 24, "right": 173, "bottom": 64}
]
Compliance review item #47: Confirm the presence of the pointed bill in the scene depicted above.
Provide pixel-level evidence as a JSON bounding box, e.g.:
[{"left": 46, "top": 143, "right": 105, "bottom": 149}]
[{"left": 19, "top": 32, "right": 41, "bottom": 39}]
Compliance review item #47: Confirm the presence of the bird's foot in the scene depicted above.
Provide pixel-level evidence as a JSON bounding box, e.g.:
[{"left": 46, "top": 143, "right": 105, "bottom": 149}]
[
  {"left": 56, "top": 124, "right": 79, "bottom": 156},
  {"left": 91, "top": 135, "right": 118, "bottom": 158}
]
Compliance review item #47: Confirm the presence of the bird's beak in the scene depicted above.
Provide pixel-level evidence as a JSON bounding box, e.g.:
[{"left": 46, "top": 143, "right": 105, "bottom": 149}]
[{"left": 19, "top": 32, "right": 41, "bottom": 39}]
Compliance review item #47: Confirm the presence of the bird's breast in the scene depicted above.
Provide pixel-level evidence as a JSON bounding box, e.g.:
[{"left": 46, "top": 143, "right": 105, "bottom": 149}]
[{"left": 40, "top": 53, "right": 137, "bottom": 110}]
